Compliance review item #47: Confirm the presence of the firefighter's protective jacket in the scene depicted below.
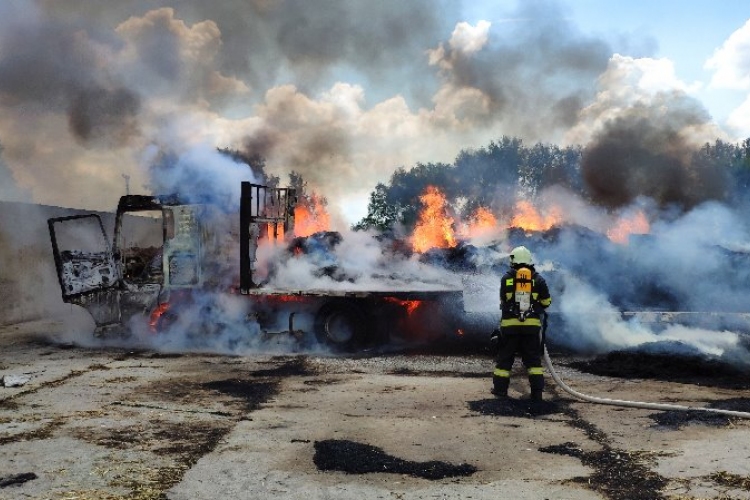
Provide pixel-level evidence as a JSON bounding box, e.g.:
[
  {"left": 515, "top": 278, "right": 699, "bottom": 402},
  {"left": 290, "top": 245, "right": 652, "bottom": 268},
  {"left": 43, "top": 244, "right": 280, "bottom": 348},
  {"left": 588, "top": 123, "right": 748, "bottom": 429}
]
[{"left": 499, "top": 265, "right": 552, "bottom": 329}]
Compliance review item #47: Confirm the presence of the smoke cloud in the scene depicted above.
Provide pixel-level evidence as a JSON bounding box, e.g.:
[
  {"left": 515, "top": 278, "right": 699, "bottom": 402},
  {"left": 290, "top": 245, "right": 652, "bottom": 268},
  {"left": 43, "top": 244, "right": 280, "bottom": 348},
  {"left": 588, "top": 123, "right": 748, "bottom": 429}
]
[
  {"left": 581, "top": 98, "right": 728, "bottom": 210},
  {"left": 0, "top": 1, "right": 748, "bottom": 365},
  {"left": 0, "top": 0, "right": 633, "bottom": 217}
]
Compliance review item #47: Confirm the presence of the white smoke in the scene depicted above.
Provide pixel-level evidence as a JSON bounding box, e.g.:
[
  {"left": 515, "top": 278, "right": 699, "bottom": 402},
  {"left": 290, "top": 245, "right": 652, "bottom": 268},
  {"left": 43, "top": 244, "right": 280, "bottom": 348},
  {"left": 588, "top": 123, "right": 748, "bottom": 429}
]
[
  {"left": 147, "top": 143, "right": 261, "bottom": 210},
  {"left": 557, "top": 274, "right": 742, "bottom": 358},
  {"left": 257, "top": 226, "right": 463, "bottom": 292},
  {"left": 516, "top": 196, "right": 750, "bottom": 366}
]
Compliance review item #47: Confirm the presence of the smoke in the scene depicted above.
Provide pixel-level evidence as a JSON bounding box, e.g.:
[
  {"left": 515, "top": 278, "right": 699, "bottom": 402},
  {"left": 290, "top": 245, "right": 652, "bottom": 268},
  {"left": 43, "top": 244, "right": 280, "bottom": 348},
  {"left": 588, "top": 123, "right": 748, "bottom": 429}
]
[
  {"left": 581, "top": 96, "right": 729, "bottom": 210},
  {"left": 0, "top": 3, "right": 141, "bottom": 149},
  {"left": 490, "top": 193, "right": 750, "bottom": 367},
  {"left": 147, "top": 143, "right": 261, "bottom": 210},
  {"left": 0, "top": 0, "right": 626, "bottom": 217},
  {"left": 2, "top": 0, "right": 737, "bottom": 224},
  {"left": 127, "top": 292, "right": 316, "bottom": 356},
  {"left": 0, "top": 145, "right": 29, "bottom": 203},
  {"left": 256, "top": 227, "right": 462, "bottom": 293},
  {"left": 428, "top": 1, "right": 611, "bottom": 136},
  {"left": 557, "top": 273, "right": 743, "bottom": 358},
  {"left": 68, "top": 86, "right": 141, "bottom": 147},
  {"left": 0, "top": 1, "right": 748, "bottom": 367}
]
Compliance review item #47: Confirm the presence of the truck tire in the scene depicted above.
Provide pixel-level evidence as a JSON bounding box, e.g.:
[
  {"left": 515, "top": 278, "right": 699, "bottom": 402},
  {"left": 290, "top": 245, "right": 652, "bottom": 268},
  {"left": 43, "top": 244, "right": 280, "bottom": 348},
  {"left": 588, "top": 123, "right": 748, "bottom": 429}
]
[{"left": 314, "top": 301, "right": 369, "bottom": 351}]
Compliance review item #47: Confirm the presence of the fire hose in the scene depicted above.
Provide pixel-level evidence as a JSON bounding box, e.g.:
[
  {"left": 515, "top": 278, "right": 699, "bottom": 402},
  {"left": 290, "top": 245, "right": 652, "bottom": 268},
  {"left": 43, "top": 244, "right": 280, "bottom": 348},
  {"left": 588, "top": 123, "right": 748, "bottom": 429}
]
[{"left": 540, "top": 315, "right": 750, "bottom": 419}]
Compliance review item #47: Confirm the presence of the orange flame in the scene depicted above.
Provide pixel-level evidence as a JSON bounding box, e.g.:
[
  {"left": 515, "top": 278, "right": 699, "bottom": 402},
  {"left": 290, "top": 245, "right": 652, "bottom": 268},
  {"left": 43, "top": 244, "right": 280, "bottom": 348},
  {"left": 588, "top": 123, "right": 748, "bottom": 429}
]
[
  {"left": 294, "top": 193, "right": 331, "bottom": 237},
  {"left": 406, "top": 187, "right": 651, "bottom": 249},
  {"left": 607, "top": 210, "right": 650, "bottom": 244},
  {"left": 412, "top": 186, "right": 457, "bottom": 253},
  {"left": 264, "top": 294, "right": 309, "bottom": 304},
  {"left": 464, "top": 206, "right": 497, "bottom": 239},
  {"left": 510, "top": 200, "right": 562, "bottom": 231},
  {"left": 148, "top": 302, "right": 170, "bottom": 334},
  {"left": 266, "top": 223, "right": 285, "bottom": 241},
  {"left": 384, "top": 297, "right": 423, "bottom": 315}
]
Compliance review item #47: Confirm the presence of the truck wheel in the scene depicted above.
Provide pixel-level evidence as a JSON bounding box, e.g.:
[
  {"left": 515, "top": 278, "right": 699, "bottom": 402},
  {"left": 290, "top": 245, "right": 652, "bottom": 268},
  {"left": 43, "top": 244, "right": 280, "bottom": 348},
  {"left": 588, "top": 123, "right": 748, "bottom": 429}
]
[{"left": 314, "top": 301, "right": 368, "bottom": 351}]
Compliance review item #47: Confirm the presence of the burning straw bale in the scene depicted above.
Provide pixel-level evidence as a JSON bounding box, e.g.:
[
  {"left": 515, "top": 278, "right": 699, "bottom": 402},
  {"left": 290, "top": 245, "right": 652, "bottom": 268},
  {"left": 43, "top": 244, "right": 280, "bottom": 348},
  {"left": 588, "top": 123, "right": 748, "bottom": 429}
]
[{"left": 313, "top": 439, "right": 477, "bottom": 480}]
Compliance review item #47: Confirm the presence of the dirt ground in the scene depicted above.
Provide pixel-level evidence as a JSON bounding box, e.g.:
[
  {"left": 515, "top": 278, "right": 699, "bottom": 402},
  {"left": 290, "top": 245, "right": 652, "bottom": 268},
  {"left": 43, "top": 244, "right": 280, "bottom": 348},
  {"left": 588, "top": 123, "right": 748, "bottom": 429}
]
[{"left": 2, "top": 319, "right": 750, "bottom": 500}]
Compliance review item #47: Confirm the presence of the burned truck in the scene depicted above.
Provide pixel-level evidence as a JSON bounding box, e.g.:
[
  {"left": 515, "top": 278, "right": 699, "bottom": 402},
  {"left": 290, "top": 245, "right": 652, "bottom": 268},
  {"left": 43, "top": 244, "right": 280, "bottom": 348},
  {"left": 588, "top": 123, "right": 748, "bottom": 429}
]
[{"left": 48, "top": 182, "right": 468, "bottom": 351}]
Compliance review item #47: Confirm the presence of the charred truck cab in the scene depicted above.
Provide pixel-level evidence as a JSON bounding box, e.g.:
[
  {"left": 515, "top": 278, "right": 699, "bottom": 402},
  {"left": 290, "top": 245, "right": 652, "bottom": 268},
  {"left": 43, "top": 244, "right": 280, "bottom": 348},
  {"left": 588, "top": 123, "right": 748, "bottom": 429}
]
[
  {"left": 48, "top": 182, "right": 467, "bottom": 350},
  {"left": 48, "top": 194, "right": 208, "bottom": 334}
]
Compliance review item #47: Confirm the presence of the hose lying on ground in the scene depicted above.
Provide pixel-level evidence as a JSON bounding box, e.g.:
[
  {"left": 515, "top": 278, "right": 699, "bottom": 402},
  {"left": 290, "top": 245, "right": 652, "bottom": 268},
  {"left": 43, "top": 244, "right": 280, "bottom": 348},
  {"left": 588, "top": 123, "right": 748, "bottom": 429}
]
[{"left": 543, "top": 345, "right": 750, "bottom": 419}]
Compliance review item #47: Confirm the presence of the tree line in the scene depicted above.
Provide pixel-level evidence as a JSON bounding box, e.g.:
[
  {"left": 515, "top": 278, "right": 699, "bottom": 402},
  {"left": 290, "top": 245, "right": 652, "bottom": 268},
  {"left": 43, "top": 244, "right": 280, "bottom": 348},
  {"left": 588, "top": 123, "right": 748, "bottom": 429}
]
[{"left": 352, "top": 136, "right": 750, "bottom": 233}]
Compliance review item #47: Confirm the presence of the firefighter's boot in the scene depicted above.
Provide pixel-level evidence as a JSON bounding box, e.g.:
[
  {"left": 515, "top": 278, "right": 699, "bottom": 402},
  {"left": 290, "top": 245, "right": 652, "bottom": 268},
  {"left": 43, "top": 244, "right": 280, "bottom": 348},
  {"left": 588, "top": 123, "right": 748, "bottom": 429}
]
[
  {"left": 529, "top": 374, "right": 544, "bottom": 401},
  {"left": 492, "top": 376, "right": 510, "bottom": 398}
]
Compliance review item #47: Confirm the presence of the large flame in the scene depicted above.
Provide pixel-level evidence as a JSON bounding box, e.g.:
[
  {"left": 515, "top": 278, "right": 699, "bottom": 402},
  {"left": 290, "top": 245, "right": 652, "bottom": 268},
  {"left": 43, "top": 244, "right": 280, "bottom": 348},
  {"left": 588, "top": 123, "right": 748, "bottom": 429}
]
[
  {"left": 294, "top": 192, "right": 331, "bottom": 237},
  {"left": 412, "top": 185, "right": 457, "bottom": 253},
  {"left": 464, "top": 206, "right": 497, "bottom": 239},
  {"left": 607, "top": 210, "right": 650, "bottom": 244},
  {"left": 408, "top": 186, "right": 650, "bottom": 252},
  {"left": 510, "top": 200, "right": 562, "bottom": 231}
]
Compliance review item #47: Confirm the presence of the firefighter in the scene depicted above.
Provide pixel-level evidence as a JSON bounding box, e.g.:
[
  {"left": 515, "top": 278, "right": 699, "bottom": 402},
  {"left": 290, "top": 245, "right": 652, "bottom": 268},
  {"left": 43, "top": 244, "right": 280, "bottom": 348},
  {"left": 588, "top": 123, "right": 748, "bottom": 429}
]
[{"left": 490, "top": 245, "right": 552, "bottom": 400}]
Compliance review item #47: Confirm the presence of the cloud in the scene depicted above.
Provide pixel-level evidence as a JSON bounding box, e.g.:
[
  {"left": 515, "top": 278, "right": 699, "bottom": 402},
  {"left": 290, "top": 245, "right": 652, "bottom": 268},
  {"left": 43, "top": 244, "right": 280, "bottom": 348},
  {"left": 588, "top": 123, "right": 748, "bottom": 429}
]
[
  {"left": 706, "top": 18, "right": 750, "bottom": 90},
  {"left": 430, "top": 20, "right": 492, "bottom": 65},
  {"left": 727, "top": 94, "right": 750, "bottom": 137},
  {"left": 0, "top": 0, "right": 738, "bottom": 225},
  {"left": 567, "top": 54, "right": 720, "bottom": 147},
  {"left": 114, "top": 7, "right": 250, "bottom": 107},
  {"left": 705, "top": 18, "right": 750, "bottom": 138}
]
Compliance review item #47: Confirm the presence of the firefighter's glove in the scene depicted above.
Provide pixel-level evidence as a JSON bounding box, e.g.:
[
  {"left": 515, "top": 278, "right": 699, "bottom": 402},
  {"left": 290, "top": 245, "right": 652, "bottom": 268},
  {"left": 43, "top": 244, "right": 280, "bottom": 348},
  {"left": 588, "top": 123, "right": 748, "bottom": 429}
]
[{"left": 490, "top": 329, "right": 502, "bottom": 348}]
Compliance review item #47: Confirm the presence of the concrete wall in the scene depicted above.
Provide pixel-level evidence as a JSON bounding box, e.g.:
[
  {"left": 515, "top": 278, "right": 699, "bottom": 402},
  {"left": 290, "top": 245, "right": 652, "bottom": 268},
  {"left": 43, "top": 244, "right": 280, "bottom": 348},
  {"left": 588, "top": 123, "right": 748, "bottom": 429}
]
[{"left": 0, "top": 201, "right": 115, "bottom": 325}]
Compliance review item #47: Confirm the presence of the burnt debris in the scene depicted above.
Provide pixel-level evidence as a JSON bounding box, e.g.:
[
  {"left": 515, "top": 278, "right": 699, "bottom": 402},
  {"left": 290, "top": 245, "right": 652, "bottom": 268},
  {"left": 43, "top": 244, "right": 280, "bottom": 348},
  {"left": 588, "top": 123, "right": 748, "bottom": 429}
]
[
  {"left": 545, "top": 403, "right": 670, "bottom": 500},
  {"left": 0, "top": 472, "right": 38, "bottom": 488},
  {"left": 285, "top": 231, "right": 355, "bottom": 282},
  {"left": 468, "top": 397, "right": 561, "bottom": 418},
  {"left": 568, "top": 350, "right": 750, "bottom": 389},
  {"left": 248, "top": 356, "right": 313, "bottom": 377},
  {"left": 201, "top": 379, "right": 279, "bottom": 412},
  {"left": 468, "top": 390, "right": 673, "bottom": 499},
  {"left": 650, "top": 397, "right": 750, "bottom": 429},
  {"left": 313, "top": 439, "right": 477, "bottom": 480},
  {"left": 539, "top": 442, "right": 668, "bottom": 500}
]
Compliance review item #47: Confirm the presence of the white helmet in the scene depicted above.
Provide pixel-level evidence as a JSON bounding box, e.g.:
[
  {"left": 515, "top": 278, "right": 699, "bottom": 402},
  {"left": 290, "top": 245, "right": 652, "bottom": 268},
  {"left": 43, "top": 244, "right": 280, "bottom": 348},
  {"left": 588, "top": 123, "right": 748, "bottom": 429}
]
[{"left": 509, "top": 245, "right": 533, "bottom": 266}]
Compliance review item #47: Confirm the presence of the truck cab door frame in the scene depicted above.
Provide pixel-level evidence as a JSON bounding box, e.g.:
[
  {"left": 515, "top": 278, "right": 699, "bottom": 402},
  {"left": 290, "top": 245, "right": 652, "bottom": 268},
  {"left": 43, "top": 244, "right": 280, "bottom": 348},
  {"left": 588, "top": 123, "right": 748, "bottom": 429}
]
[{"left": 48, "top": 214, "right": 123, "bottom": 329}]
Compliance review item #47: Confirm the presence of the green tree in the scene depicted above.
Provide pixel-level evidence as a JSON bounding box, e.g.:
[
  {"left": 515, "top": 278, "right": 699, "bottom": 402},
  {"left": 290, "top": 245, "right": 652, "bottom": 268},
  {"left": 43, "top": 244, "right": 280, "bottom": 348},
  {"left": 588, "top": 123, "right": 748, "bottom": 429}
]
[{"left": 352, "top": 183, "right": 401, "bottom": 232}]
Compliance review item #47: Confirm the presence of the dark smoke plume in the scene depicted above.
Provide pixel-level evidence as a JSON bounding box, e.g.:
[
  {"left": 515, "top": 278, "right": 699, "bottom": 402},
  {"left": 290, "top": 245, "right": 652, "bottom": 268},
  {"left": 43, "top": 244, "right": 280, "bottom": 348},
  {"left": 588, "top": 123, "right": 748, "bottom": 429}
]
[
  {"left": 38, "top": 0, "right": 458, "bottom": 97},
  {"left": 432, "top": 0, "right": 611, "bottom": 136},
  {"left": 0, "top": 12, "right": 101, "bottom": 110},
  {"left": 68, "top": 86, "right": 141, "bottom": 147},
  {"left": 0, "top": 4, "right": 143, "bottom": 149},
  {"left": 581, "top": 95, "right": 729, "bottom": 210}
]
